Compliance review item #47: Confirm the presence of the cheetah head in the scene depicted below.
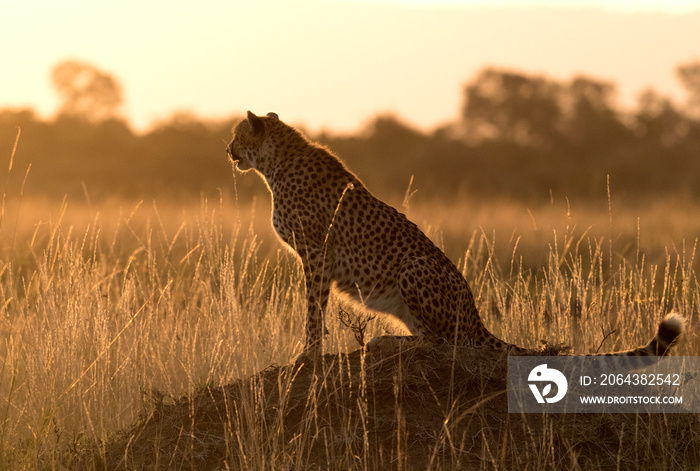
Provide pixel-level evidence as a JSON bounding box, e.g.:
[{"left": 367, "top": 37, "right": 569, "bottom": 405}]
[{"left": 226, "top": 111, "right": 279, "bottom": 172}]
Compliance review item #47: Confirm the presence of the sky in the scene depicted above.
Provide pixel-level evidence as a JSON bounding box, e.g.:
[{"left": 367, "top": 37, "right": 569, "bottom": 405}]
[{"left": 2, "top": 0, "right": 700, "bottom": 133}]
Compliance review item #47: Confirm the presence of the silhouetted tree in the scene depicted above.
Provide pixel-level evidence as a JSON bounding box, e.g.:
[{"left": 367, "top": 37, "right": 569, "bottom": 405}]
[
  {"left": 51, "top": 60, "right": 122, "bottom": 122},
  {"left": 677, "top": 60, "right": 700, "bottom": 119},
  {"left": 461, "top": 68, "right": 561, "bottom": 146},
  {"left": 562, "top": 76, "right": 628, "bottom": 150},
  {"left": 635, "top": 89, "right": 688, "bottom": 146},
  {"left": 365, "top": 114, "right": 424, "bottom": 153}
]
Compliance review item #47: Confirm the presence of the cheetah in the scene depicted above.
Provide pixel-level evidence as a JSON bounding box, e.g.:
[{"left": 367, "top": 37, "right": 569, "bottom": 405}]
[{"left": 226, "top": 111, "right": 684, "bottom": 361}]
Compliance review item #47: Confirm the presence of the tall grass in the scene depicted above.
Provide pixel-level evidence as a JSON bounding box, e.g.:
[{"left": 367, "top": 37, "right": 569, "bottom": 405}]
[
  {"left": 0, "top": 165, "right": 698, "bottom": 466},
  {"left": 0, "top": 195, "right": 289, "bottom": 466}
]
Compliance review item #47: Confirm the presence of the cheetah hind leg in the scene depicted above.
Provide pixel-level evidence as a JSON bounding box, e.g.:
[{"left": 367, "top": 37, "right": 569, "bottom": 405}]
[
  {"left": 366, "top": 335, "right": 421, "bottom": 353},
  {"left": 366, "top": 256, "right": 465, "bottom": 354}
]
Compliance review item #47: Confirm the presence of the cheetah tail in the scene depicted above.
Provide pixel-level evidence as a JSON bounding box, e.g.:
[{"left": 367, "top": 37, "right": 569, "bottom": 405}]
[{"left": 602, "top": 312, "right": 686, "bottom": 357}]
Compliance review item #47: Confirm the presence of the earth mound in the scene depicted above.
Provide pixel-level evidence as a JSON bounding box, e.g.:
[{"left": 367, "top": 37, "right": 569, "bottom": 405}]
[{"left": 86, "top": 343, "right": 699, "bottom": 470}]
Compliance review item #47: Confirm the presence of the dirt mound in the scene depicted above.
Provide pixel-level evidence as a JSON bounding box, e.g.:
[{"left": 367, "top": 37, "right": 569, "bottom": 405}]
[{"left": 86, "top": 344, "right": 699, "bottom": 470}]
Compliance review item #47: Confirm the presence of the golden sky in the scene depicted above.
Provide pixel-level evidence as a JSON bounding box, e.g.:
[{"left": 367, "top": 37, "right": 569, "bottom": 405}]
[{"left": 2, "top": 0, "right": 700, "bottom": 132}]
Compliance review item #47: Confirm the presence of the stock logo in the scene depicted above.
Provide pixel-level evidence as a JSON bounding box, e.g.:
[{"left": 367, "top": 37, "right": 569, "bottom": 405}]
[{"left": 528, "top": 364, "right": 568, "bottom": 404}]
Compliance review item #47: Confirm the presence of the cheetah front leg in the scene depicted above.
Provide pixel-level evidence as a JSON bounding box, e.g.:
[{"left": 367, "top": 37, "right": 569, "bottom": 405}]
[{"left": 294, "top": 246, "right": 332, "bottom": 364}]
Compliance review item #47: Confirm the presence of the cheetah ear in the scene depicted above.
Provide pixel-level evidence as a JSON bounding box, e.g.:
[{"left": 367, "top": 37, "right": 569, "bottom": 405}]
[
  {"left": 247, "top": 111, "right": 264, "bottom": 136},
  {"left": 266, "top": 112, "right": 279, "bottom": 120}
]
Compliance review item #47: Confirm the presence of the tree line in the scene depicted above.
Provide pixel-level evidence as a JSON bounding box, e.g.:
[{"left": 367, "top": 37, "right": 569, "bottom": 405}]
[{"left": 1, "top": 59, "right": 699, "bottom": 203}]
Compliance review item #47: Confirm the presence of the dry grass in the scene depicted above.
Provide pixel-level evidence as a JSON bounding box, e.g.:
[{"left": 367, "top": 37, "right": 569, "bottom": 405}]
[{"left": 0, "top": 185, "right": 698, "bottom": 469}]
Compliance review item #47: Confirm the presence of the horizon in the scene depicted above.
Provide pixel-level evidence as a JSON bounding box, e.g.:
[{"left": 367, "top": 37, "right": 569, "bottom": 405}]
[{"left": 2, "top": 1, "right": 700, "bottom": 133}]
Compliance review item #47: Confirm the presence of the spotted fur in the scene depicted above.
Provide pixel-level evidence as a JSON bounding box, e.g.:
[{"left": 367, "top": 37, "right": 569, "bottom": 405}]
[{"left": 227, "top": 111, "right": 684, "bottom": 359}]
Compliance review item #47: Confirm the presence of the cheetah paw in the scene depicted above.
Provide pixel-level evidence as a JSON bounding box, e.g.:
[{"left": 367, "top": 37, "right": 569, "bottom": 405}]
[
  {"left": 293, "top": 348, "right": 321, "bottom": 366},
  {"left": 366, "top": 336, "right": 402, "bottom": 353}
]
